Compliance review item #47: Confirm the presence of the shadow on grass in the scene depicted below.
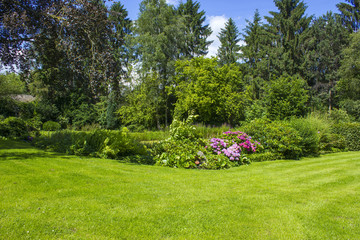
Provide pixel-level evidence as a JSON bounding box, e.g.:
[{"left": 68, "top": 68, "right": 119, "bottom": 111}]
[{"left": 0, "top": 140, "right": 34, "bottom": 150}]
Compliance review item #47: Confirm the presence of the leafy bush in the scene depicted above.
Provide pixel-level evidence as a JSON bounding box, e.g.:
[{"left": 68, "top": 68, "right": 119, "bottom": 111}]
[
  {"left": 0, "top": 117, "right": 37, "bottom": 139},
  {"left": 264, "top": 76, "right": 309, "bottom": 120},
  {"left": 240, "top": 118, "right": 302, "bottom": 159},
  {"left": 332, "top": 122, "right": 360, "bottom": 151},
  {"left": 35, "top": 129, "right": 151, "bottom": 163},
  {"left": 42, "top": 121, "right": 61, "bottom": 131}
]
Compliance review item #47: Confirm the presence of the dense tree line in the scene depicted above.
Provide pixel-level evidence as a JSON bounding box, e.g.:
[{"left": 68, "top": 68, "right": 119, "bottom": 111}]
[{"left": 1, "top": 0, "right": 360, "bottom": 130}]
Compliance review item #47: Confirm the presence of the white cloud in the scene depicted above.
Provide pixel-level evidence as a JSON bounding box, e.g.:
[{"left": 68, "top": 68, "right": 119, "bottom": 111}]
[
  {"left": 166, "top": 0, "right": 179, "bottom": 5},
  {"left": 206, "top": 15, "right": 228, "bottom": 57}
]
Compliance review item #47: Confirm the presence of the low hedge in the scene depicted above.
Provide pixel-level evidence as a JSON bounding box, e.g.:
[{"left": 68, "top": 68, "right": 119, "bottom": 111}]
[
  {"left": 34, "top": 129, "right": 152, "bottom": 164},
  {"left": 332, "top": 122, "right": 360, "bottom": 151}
]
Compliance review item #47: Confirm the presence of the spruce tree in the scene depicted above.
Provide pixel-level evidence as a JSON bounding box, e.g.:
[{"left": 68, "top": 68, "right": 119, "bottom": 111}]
[
  {"left": 241, "top": 10, "right": 270, "bottom": 78},
  {"left": 177, "top": 0, "right": 212, "bottom": 58},
  {"left": 217, "top": 18, "right": 241, "bottom": 66},
  {"left": 265, "top": 0, "right": 312, "bottom": 76}
]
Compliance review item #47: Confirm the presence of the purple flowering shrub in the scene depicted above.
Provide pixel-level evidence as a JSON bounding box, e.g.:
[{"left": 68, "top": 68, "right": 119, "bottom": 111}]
[{"left": 208, "top": 131, "right": 260, "bottom": 164}]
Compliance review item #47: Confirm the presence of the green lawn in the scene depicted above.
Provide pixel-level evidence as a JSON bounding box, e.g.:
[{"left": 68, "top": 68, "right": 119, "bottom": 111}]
[{"left": 0, "top": 140, "right": 359, "bottom": 239}]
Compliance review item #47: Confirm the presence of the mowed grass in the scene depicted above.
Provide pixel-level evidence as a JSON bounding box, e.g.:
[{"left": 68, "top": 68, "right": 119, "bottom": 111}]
[{"left": 0, "top": 140, "right": 360, "bottom": 239}]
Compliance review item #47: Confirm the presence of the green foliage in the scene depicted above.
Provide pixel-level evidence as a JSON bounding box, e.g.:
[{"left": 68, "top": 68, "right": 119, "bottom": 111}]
[
  {"left": 173, "top": 57, "right": 248, "bottom": 125},
  {"left": 264, "top": 75, "right": 309, "bottom": 120},
  {"left": 246, "top": 152, "right": 281, "bottom": 162},
  {"left": 304, "top": 12, "right": 349, "bottom": 111},
  {"left": 72, "top": 102, "right": 98, "bottom": 129},
  {"left": 0, "top": 73, "right": 25, "bottom": 96},
  {"left": 194, "top": 124, "right": 231, "bottom": 139},
  {"left": 240, "top": 118, "right": 303, "bottom": 159},
  {"left": 303, "top": 113, "right": 345, "bottom": 153},
  {"left": 332, "top": 122, "right": 360, "bottom": 151},
  {"left": 42, "top": 121, "right": 61, "bottom": 131},
  {"left": 35, "top": 100, "right": 60, "bottom": 122},
  {"left": 0, "top": 117, "right": 38, "bottom": 139},
  {"left": 118, "top": 73, "right": 160, "bottom": 129},
  {"left": 337, "top": 31, "right": 360, "bottom": 120},
  {"left": 329, "top": 108, "right": 353, "bottom": 123},
  {"left": 339, "top": 100, "right": 360, "bottom": 121},
  {"left": 35, "top": 129, "right": 151, "bottom": 163}
]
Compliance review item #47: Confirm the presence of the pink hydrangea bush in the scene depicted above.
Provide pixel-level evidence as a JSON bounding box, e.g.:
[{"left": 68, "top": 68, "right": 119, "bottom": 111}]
[{"left": 208, "top": 131, "right": 260, "bottom": 163}]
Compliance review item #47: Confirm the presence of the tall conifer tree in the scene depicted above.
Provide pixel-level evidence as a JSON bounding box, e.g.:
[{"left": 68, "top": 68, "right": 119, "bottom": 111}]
[
  {"left": 177, "top": 0, "right": 212, "bottom": 58},
  {"left": 217, "top": 18, "right": 241, "bottom": 66},
  {"left": 265, "top": 0, "right": 312, "bottom": 76}
]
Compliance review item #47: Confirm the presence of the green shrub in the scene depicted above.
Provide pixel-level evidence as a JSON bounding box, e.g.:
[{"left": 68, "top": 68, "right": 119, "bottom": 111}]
[
  {"left": 332, "top": 122, "right": 360, "bottom": 151},
  {"left": 42, "top": 121, "right": 61, "bottom": 131},
  {"left": 240, "top": 118, "right": 303, "bottom": 159},
  {"left": 0, "top": 117, "right": 29, "bottom": 139}
]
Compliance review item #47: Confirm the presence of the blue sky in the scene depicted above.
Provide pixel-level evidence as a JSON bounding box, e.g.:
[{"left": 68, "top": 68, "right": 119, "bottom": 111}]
[{"left": 120, "top": 0, "right": 341, "bottom": 56}]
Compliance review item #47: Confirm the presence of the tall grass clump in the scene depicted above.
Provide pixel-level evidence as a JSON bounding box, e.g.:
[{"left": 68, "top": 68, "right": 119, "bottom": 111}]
[
  {"left": 129, "top": 131, "right": 170, "bottom": 142},
  {"left": 194, "top": 123, "right": 231, "bottom": 139}
]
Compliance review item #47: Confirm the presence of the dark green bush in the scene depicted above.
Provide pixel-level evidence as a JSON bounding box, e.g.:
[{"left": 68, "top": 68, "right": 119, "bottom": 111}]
[
  {"left": 240, "top": 118, "right": 302, "bottom": 159},
  {"left": 0, "top": 117, "right": 30, "bottom": 139},
  {"left": 332, "top": 122, "right": 360, "bottom": 151},
  {"left": 42, "top": 121, "right": 61, "bottom": 131}
]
